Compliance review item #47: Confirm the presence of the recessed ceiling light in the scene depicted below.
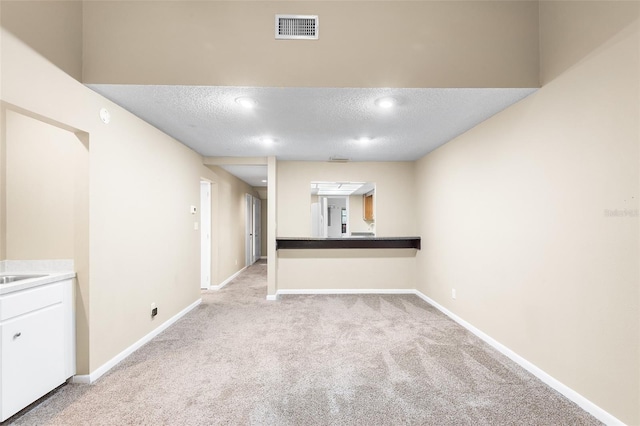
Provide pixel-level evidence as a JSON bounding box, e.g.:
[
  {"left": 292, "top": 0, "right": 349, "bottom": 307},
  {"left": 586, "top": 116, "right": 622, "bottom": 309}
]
[
  {"left": 358, "top": 136, "right": 372, "bottom": 143},
  {"left": 375, "top": 97, "right": 396, "bottom": 109},
  {"left": 262, "top": 136, "right": 274, "bottom": 144},
  {"left": 235, "top": 97, "right": 257, "bottom": 109},
  {"left": 261, "top": 180, "right": 267, "bottom": 183}
]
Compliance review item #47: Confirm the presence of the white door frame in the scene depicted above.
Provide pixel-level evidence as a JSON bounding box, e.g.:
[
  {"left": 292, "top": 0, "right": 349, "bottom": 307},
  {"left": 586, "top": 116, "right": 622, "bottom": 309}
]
[
  {"left": 245, "top": 193, "right": 253, "bottom": 267},
  {"left": 245, "top": 194, "right": 263, "bottom": 266},
  {"left": 200, "top": 181, "right": 212, "bottom": 289},
  {"left": 253, "top": 198, "right": 261, "bottom": 262}
]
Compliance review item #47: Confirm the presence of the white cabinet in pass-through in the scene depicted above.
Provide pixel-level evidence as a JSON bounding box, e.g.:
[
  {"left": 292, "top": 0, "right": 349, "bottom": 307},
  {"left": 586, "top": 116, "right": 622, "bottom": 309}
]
[{"left": 0, "top": 279, "right": 75, "bottom": 421}]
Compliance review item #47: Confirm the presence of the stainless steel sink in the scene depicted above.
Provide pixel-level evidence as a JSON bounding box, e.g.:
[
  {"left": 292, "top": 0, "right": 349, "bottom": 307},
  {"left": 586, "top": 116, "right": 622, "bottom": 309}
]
[{"left": 0, "top": 274, "right": 47, "bottom": 285}]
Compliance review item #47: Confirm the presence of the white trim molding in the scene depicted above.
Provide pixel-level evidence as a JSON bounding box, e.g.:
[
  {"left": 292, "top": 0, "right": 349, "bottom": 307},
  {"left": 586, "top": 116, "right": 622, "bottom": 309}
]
[
  {"left": 267, "top": 287, "right": 623, "bottom": 425},
  {"left": 267, "top": 289, "right": 415, "bottom": 302},
  {"left": 71, "top": 298, "right": 202, "bottom": 385},
  {"left": 209, "top": 266, "right": 247, "bottom": 291},
  {"left": 412, "top": 290, "right": 625, "bottom": 426},
  {"left": 276, "top": 289, "right": 416, "bottom": 296}
]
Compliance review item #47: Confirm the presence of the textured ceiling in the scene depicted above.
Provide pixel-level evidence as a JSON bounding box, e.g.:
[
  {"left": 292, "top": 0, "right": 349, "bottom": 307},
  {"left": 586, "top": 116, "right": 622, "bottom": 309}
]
[
  {"left": 88, "top": 85, "right": 536, "bottom": 185},
  {"left": 218, "top": 165, "right": 268, "bottom": 187}
]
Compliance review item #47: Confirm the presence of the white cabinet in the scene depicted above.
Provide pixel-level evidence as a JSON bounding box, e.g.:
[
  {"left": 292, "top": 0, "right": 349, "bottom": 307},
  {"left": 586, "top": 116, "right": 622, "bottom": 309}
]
[{"left": 0, "top": 279, "right": 75, "bottom": 421}]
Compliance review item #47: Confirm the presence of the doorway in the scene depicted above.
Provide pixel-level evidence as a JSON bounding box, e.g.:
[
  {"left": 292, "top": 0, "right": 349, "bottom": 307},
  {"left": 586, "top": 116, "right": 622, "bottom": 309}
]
[
  {"left": 312, "top": 196, "right": 348, "bottom": 238},
  {"left": 245, "top": 194, "right": 261, "bottom": 266}
]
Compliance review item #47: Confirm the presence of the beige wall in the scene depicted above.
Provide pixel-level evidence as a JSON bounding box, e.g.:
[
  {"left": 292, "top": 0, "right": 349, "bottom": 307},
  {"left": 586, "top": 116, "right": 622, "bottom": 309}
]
[
  {"left": 1, "top": 104, "right": 91, "bottom": 373},
  {"left": 414, "top": 2, "right": 639, "bottom": 424},
  {"left": 206, "top": 166, "right": 260, "bottom": 284},
  {"left": 277, "top": 161, "right": 417, "bottom": 291},
  {"left": 88, "top": 103, "right": 207, "bottom": 372},
  {"left": 0, "top": 0, "right": 83, "bottom": 81},
  {"left": 1, "top": 29, "right": 215, "bottom": 374},
  {"left": 278, "top": 161, "right": 415, "bottom": 238},
  {"left": 82, "top": 1, "right": 539, "bottom": 88},
  {"left": 0, "top": 106, "right": 6, "bottom": 260},
  {"left": 278, "top": 248, "right": 416, "bottom": 291},
  {"left": 261, "top": 197, "right": 268, "bottom": 257},
  {"left": 4, "top": 110, "right": 84, "bottom": 259}
]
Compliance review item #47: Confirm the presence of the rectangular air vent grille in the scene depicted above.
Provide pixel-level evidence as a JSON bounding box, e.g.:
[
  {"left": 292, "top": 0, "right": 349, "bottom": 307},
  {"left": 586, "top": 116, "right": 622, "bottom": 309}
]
[{"left": 275, "top": 15, "right": 318, "bottom": 40}]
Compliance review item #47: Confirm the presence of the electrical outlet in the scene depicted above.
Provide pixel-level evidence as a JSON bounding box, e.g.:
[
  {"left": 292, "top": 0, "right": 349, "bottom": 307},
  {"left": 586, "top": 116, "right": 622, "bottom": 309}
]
[
  {"left": 452, "top": 289, "right": 456, "bottom": 299},
  {"left": 151, "top": 302, "right": 158, "bottom": 318}
]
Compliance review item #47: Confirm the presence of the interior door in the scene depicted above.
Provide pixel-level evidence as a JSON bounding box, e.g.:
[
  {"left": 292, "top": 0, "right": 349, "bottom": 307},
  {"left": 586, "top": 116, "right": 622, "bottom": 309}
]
[
  {"left": 253, "top": 198, "right": 261, "bottom": 262},
  {"left": 245, "top": 194, "right": 253, "bottom": 267}
]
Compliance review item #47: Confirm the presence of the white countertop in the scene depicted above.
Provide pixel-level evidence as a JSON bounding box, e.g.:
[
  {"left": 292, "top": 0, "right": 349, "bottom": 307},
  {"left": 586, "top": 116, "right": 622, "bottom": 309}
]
[{"left": 0, "top": 272, "right": 76, "bottom": 295}]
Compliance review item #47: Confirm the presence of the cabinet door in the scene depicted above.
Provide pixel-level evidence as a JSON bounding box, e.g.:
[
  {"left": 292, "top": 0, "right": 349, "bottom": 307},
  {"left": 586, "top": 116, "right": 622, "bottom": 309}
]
[
  {"left": 1, "top": 304, "right": 65, "bottom": 421},
  {"left": 363, "top": 193, "right": 374, "bottom": 221}
]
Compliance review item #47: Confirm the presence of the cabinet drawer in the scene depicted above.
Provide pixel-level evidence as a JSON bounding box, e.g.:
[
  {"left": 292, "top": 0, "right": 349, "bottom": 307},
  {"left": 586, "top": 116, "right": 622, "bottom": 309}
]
[
  {"left": 0, "top": 283, "right": 62, "bottom": 322},
  {"left": 1, "top": 304, "right": 65, "bottom": 421}
]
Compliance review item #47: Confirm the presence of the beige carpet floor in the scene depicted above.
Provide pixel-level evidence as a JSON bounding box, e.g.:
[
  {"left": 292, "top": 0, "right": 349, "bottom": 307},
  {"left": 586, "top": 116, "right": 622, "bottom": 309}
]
[{"left": 8, "top": 260, "right": 601, "bottom": 425}]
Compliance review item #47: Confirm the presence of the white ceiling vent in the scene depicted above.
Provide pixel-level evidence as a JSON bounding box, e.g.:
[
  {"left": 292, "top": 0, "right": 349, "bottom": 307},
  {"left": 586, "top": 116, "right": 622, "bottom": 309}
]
[{"left": 275, "top": 15, "right": 319, "bottom": 40}]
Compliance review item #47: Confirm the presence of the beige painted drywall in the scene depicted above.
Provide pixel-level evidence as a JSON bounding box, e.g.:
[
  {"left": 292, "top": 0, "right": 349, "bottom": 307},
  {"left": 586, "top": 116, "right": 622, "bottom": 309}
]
[
  {"left": 276, "top": 161, "right": 417, "bottom": 291},
  {"left": 0, "top": 107, "right": 6, "bottom": 260},
  {"left": 414, "top": 2, "right": 639, "bottom": 423},
  {"left": 1, "top": 105, "right": 91, "bottom": 373},
  {"left": 0, "top": 0, "right": 82, "bottom": 82},
  {"left": 261, "top": 197, "right": 268, "bottom": 257},
  {"left": 267, "top": 156, "right": 277, "bottom": 296},
  {"left": 277, "top": 161, "right": 415, "bottom": 238},
  {"left": 87, "top": 104, "right": 207, "bottom": 374},
  {"left": 205, "top": 165, "right": 260, "bottom": 284},
  {"left": 0, "top": 29, "right": 243, "bottom": 374},
  {"left": 82, "top": 1, "right": 539, "bottom": 88},
  {"left": 5, "top": 110, "right": 79, "bottom": 259},
  {"left": 278, "top": 248, "right": 416, "bottom": 290}
]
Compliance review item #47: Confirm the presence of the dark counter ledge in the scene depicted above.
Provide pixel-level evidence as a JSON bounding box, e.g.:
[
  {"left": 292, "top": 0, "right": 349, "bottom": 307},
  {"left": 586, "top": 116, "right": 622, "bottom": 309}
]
[{"left": 276, "top": 237, "right": 421, "bottom": 250}]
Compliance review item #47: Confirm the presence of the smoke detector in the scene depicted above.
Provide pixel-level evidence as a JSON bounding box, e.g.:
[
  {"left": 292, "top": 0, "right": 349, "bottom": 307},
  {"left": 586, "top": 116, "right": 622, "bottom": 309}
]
[{"left": 275, "top": 15, "right": 319, "bottom": 40}]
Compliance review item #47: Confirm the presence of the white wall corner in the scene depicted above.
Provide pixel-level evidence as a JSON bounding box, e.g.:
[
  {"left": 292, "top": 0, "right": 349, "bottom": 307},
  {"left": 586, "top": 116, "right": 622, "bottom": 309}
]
[{"left": 209, "top": 266, "right": 247, "bottom": 291}]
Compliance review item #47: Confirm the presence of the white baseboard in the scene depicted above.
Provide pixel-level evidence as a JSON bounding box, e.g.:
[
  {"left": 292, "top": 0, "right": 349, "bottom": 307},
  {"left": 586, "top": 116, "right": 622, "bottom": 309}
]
[
  {"left": 412, "top": 290, "right": 624, "bottom": 426},
  {"left": 260, "top": 256, "right": 267, "bottom": 260},
  {"left": 71, "top": 298, "right": 202, "bottom": 385},
  {"left": 209, "top": 266, "right": 247, "bottom": 291},
  {"left": 276, "top": 289, "right": 416, "bottom": 296},
  {"left": 269, "top": 289, "right": 415, "bottom": 301},
  {"left": 267, "top": 287, "right": 623, "bottom": 425}
]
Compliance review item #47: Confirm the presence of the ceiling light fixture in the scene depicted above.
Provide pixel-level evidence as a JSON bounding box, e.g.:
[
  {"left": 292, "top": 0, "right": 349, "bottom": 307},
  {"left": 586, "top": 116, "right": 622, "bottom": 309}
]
[
  {"left": 358, "top": 136, "right": 372, "bottom": 143},
  {"left": 375, "top": 97, "right": 396, "bottom": 109},
  {"left": 235, "top": 97, "right": 257, "bottom": 109},
  {"left": 261, "top": 180, "right": 267, "bottom": 183},
  {"left": 262, "top": 136, "right": 274, "bottom": 144}
]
